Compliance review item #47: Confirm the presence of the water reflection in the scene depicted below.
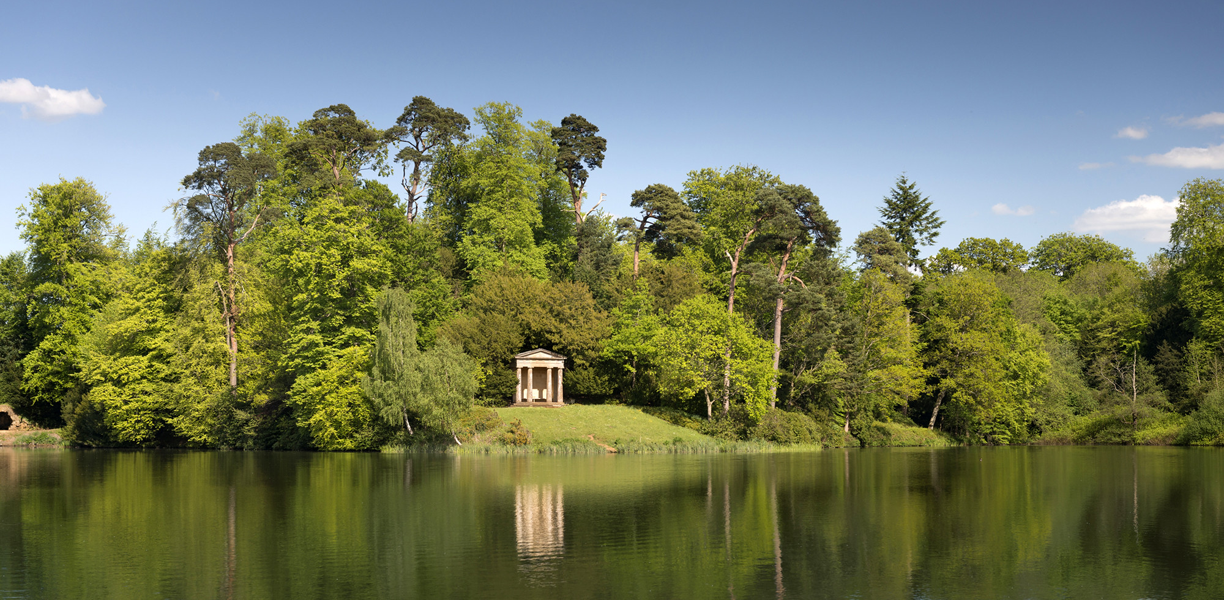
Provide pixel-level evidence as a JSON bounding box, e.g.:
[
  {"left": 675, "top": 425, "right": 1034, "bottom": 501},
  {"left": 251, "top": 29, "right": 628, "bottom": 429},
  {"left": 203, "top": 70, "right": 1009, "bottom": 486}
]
[
  {"left": 3, "top": 448, "right": 1224, "bottom": 600},
  {"left": 515, "top": 484, "right": 564, "bottom": 585}
]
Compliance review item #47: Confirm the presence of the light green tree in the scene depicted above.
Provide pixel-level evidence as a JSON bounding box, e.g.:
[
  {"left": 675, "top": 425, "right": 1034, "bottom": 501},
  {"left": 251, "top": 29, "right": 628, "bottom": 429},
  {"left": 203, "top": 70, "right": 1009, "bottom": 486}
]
[
  {"left": 926, "top": 237, "right": 1029, "bottom": 275},
  {"left": 921, "top": 272, "right": 1048, "bottom": 443},
  {"left": 364, "top": 289, "right": 478, "bottom": 444},
  {"left": 653, "top": 295, "right": 773, "bottom": 419},
  {"left": 1030, "top": 232, "right": 1136, "bottom": 280},
  {"left": 1170, "top": 178, "right": 1224, "bottom": 346},
  {"left": 835, "top": 269, "right": 925, "bottom": 431},
  {"left": 75, "top": 232, "right": 179, "bottom": 446},
  {"left": 17, "top": 178, "right": 123, "bottom": 418}
]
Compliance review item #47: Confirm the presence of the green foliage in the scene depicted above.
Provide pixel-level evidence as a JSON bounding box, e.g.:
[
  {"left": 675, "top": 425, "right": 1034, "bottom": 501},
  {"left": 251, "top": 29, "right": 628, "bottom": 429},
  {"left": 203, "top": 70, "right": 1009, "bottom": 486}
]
[
  {"left": 363, "top": 289, "right": 479, "bottom": 443},
  {"left": 8, "top": 109, "right": 1220, "bottom": 452},
  {"left": 854, "top": 227, "right": 911, "bottom": 282},
  {"left": 1169, "top": 178, "right": 1224, "bottom": 346},
  {"left": 1177, "top": 388, "right": 1224, "bottom": 445},
  {"left": 1030, "top": 232, "right": 1136, "bottom": 280},
  {"left": 652, "top": 295, "right": 773, "bottom": 420},
  {"left": 749, "top": 408, "right": 822, "bottom": 444},
  {"left": 927, "top": 237, "right": 1028, "bottom": 274},
  {"left": 440, "top": 271, "right": 610, "bottom": 401},
  {"left": 389, "top": 96, "right": 470, "bottom": 221},
  {"left": 550, "top": 114, "right": 607, "bottom": 224},
  {"left": 17, "top": 178, "right": 122, "bottom": 420},
  {"left": 921, "top": 272, "right": 1049, "bottom": 443},
  {"left": 288, "top": 345, "right": 379, "bottom": 451},
  {"left": 286, "top": 104, "right": 392, "bottom": 189},
  {"left": 72, "top": 234, "right": 180, "bottom": 446},
  {"left": 452, "top": 103, "right": 551, "bottom": 279},
  {"left": 499, "top": 418, "right": 532, "bottom": 446},
  {"left": 877, "top": 174, "right": 944, "bottom": 267}
]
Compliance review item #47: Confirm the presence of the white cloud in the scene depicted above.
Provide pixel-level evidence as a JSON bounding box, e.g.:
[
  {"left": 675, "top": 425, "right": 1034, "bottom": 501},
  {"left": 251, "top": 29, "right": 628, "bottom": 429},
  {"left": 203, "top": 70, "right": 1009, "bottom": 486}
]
[
  {"left": 0, "top": 78, "right": 106, "bottom": 121},
  {"left": 1078, "top": 162, "right": 1114, "bottom": 170},
  {"left": 1073, "top": 195, "right": 1180, "bottom": 243},
  {"left": 1132, "top": 144, "right": 1224, "bottom": 169},
  {"left": 1176, "top": 112, "right": 1224, "bottom": 128},
  {"left": 1115, "top": 126, "right": 1148, "bottom": 140},
  {"left": 992, "top": 203, "right": 1035, "bottom": 216}
]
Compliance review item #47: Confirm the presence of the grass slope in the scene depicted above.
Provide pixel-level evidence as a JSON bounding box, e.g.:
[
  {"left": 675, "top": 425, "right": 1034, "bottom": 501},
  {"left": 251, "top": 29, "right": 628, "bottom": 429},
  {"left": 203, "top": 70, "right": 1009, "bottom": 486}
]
[{"left": 494, "top": 405, "right": 714, "bottom": 446}]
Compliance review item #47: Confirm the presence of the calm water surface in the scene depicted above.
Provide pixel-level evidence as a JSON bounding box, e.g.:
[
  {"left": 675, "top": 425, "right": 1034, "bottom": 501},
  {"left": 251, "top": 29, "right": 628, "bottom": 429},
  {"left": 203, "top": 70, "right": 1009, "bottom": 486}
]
[{"left": 2, "top": 447, "right": 1222, "bottom": 599}]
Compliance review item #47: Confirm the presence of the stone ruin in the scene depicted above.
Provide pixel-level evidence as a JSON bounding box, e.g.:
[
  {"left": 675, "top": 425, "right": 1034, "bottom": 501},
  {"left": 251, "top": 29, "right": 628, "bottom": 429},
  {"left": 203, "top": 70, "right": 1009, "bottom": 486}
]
[{"left": 0, "top": 404, "right": 29, "bottom": 431}]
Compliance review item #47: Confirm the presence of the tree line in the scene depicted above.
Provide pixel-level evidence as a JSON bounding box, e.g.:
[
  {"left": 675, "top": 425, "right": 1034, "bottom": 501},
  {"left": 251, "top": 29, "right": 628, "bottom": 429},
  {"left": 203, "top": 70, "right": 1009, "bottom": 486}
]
[{"left": 1, "top": 97, "right": 1221, "bottom": 449}]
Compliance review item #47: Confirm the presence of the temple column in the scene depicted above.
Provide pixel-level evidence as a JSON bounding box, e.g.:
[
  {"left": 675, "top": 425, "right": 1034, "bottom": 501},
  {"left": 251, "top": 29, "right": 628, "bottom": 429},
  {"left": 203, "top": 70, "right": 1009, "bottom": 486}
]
[
  {"left": 558, "top": 369, "right": 564, "bottom": 404},
  {"left": 547, "top": 367, "right": 554, "bottom": 403},
  {"left": 516, "top": 366, "right": 523, "bottom": 403},
  {"left": 527, "top": 366, "right": 534, "bottom": 402}
]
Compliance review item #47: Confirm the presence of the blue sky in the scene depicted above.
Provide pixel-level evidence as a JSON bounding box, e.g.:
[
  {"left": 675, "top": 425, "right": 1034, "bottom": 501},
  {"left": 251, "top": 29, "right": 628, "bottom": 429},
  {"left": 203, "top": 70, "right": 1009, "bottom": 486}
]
[{"left": 3, "top": 0, "right": 1222, "bottom": 260}]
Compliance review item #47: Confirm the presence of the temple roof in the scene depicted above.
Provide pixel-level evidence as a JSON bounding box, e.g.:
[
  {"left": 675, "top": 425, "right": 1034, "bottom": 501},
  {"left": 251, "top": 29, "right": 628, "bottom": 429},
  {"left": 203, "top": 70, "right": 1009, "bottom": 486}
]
[{"left": 514, "top": 348, "right": 567, "bottom": 360}]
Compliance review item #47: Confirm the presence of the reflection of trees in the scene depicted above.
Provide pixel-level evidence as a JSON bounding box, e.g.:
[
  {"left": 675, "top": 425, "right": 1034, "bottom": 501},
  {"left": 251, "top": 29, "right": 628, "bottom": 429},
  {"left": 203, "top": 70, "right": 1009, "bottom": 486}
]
[{"left": 5, "top": 449, "right": 1224, "bottom": 598}]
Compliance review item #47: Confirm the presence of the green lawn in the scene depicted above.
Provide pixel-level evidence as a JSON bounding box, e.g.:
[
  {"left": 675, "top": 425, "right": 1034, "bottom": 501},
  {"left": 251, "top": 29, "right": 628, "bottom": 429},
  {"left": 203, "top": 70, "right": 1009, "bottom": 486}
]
[{"left": 494, "top": 404, "right": 714, "bottom": 446}]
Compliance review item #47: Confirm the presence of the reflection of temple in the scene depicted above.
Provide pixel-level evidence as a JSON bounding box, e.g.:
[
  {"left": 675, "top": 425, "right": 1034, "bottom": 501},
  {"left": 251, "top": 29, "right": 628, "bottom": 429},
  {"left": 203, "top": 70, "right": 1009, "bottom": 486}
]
[{"left": 515, "top": 484, "right": 564, "bottom": 559}]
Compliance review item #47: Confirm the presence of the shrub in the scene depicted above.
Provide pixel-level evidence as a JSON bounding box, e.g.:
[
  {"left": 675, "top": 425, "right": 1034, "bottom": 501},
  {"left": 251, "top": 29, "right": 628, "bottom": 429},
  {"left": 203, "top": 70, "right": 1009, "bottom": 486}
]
[
  {"left": 750, "top": 408, "right": 820, "bottom": 445},
  {"left": 457, "top": 407, "right": 505, "bottom": 443},
  {"left": 1177, "top": 388, "right": 1224, "bottom": 446},
  {"left": 500, "top": 418, "right": 532, "bottom": 446}
]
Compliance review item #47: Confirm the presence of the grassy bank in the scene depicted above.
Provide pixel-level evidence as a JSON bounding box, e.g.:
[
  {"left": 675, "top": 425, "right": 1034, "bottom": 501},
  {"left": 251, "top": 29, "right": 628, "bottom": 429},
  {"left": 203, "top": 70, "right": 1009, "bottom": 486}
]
[{"left": 0, "top": 429, "right": 65, "bottom": 448}]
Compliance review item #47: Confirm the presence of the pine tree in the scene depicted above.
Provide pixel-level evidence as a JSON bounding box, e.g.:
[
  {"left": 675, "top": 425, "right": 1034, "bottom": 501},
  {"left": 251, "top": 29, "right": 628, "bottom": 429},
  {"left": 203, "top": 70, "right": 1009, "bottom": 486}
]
[{"left": 878, "top": 175, "right": 944, "bottom": 267}]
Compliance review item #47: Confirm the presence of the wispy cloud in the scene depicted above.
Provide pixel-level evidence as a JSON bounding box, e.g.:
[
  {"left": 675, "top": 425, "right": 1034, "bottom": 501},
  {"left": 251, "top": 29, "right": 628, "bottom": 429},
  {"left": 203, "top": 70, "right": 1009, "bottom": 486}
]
[
  {"left": 1132, "top": 144, "right": 1224, "bottom": 169},
  {"left": 1171, "top": 111, "right": 1224, "bottom": 128},
  {"left": 1078, "top": 162, "right": 1114, "bottom": 170},
  {"left": 992, "top": 203, "right": 1035, "bottom": 216},
  {"left": 1073, "top": 195, "right": 1180, "bottom": 243},
  {"left": 0, "top": 78, "right": 106, "bottom": 121},
  {"left": 1115, "top": 126, "right": 1148, "bottom": 140}
]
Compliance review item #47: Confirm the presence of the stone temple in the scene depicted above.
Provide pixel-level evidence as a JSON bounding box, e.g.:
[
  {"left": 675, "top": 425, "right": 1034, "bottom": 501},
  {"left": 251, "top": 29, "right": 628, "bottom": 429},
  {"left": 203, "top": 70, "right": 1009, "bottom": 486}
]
[{"left": 512, "top": 349, "right": 566, "bottom": 406}]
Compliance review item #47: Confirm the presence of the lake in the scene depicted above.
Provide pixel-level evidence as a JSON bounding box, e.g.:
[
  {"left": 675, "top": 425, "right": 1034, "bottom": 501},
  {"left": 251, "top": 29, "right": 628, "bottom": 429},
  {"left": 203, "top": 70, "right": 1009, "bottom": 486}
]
[{"left": 2, "top": 447, "right": 1222, "bottom": 599}]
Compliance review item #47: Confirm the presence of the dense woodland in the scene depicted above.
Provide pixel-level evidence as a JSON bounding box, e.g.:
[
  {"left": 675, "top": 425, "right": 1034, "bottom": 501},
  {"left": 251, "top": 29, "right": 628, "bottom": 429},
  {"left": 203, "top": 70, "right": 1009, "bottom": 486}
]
[{"left": 1, "top": 98, "right": 1222, "bottom": 450}]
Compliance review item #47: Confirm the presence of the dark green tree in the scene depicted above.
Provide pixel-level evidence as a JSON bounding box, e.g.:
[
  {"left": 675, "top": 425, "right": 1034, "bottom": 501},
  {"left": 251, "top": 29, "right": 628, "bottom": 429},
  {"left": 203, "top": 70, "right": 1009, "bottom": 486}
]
[
  {"left": 177, "top": 142, "right": 277, "bottom": 391},
  {"left": 389, "top": 97, "right": 470, "bottom": 222},
  {"left": 551, "top": 114, "right": 607, "bottom": 225},
  {"left": 0, "top": 253, "right": 33, "bottom": 420},
  {"left": 854, "top": 227, "right": 911, "bottom": 282},
  {"left": 286, "top": 104, "right": 393, "bottom": 190},
  {"left": 878, "top": 175, "right": 944, "bottom": 267},
  {"left": 747, "top": 184, "right": 841, "bottom": 405},
  {"left": 616, "top": 183, "right": 701, "bottom": 280}
]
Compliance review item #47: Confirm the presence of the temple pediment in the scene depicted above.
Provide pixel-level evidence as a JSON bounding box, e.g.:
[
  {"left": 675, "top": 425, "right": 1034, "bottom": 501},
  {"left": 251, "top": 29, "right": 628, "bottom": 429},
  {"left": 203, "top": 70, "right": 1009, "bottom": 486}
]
[{"left": 514, "top": 348, "right": 567, "bottom": 361}]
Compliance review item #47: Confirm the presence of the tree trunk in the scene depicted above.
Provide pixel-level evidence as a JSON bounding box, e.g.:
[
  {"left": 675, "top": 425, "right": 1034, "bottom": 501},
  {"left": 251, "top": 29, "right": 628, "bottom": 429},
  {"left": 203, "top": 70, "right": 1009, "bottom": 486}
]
[
  {"left": 632, "top": 237, "right": 641, "bottom": 281},
  {"left": 403, "top": 411, "right": 414, "bottom": 435},
  {"left": 843, "top": 411, "right": 850, "bottom": 433},
  {"left": 770, "top": 294, "right": 784, "bottom": 409},
  {"left": 704, "top": 388, "right": 713, "bottom": 420},
  {"left": 226, "top": 242, "right": 238, "bottom": 391},
  {"left": 1131, "top": 348, "right": 1138, "bottom": 438},
  {"left": 769, "top": 241, "right": 794, "bottom": 407},
  {"left": 928, "top": 388, "right": 946, "bottom": 430}
]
